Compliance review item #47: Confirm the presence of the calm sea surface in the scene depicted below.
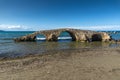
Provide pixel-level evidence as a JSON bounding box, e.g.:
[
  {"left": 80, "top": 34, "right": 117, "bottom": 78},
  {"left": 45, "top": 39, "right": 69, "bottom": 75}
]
[{"left": 0, "top": 31, "right": 120, "bottom": 58}]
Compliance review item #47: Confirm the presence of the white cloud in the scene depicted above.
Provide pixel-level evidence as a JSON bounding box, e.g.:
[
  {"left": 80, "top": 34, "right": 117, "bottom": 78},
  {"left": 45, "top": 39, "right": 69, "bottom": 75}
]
[
  {"left": 0, "top": 24, "right": 29, "bottom": 30},
  {"left": 86, "top": 25, "right": 120, "bottom": 31},
  {"left": 0, "top": 24, "right": 120, "bottom": 31},
  {"left": 62, "top": 25, "right": 120, "bottom": 31},
  {"left": 7, "top": 25, "right": 21, "bottom": 29}
]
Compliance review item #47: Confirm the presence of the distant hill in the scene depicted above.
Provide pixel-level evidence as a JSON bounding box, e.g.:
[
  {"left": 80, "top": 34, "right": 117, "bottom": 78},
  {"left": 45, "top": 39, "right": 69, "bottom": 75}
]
[{"left": 0, "top": 30, "right": 4, "bottom": 32}]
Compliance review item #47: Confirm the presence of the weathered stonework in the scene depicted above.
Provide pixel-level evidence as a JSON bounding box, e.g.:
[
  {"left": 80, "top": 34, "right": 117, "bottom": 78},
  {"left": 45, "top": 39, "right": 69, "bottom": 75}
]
[{"left": 14, "top": 28, "right": 111, "bottom": 42}]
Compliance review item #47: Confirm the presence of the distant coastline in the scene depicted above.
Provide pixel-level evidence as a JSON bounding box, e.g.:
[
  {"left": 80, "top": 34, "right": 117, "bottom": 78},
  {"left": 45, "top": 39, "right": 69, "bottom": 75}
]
[{"left": 0, "top": 30, "right": 4, "bottom": 32}]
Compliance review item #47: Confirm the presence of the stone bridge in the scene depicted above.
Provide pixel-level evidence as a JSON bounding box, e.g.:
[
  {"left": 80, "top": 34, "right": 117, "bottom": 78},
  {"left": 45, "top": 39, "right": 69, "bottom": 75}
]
[{"left": 14, "top": 28, "right": 111, "bottom": 42}]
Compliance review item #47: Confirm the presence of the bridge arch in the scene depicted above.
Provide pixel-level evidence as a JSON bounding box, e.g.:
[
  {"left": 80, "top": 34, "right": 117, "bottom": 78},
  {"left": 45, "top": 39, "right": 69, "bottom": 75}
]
[
  {"left": 35, "top": 33, "right": 46, "bottom": 41},
  {"left": 58, "top": 31, "right": 76, "bottom": 41}
]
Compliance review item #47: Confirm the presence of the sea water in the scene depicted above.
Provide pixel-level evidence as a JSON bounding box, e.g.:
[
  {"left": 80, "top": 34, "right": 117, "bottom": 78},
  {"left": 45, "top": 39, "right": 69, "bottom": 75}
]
[{"left": 0, "top": 31, "right": 120, "bottom": 58}]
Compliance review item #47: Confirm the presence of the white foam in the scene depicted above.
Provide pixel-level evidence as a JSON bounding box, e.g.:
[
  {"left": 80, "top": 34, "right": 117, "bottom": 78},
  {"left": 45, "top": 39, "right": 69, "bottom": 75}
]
[
  {"left": 36, "top": 37, "right": 72, "bottom": 40},
  {"left": 36, "top": 37, "right": 46, "bottom": 40},
  {"left": 58, "top": 37, "right": 72, "bottom": 40}
]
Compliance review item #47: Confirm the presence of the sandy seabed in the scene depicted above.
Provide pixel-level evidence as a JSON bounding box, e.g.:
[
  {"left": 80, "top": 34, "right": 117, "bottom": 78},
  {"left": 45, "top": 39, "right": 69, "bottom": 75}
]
[{"left": 0, "top": 47, "right": 120, "bottom": 80}]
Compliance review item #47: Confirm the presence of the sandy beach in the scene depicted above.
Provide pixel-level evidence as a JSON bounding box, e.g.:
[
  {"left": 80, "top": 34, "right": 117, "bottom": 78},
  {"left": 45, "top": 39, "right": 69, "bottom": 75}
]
[{"left": 0, "top": 47, "right": 120, "bottom": 80}]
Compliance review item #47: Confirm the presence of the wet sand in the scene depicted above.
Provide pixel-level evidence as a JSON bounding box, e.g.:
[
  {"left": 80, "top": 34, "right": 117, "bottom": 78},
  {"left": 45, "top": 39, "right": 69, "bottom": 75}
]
[{"left": 0, "top": 47, "right": 120, "bottom": 80}]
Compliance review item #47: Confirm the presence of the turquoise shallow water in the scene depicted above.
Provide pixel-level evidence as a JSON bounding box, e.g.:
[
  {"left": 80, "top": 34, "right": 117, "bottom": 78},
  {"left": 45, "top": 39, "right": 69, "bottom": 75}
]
[{"left": 0, "top": 31, "right": 120, "bottom": 58}]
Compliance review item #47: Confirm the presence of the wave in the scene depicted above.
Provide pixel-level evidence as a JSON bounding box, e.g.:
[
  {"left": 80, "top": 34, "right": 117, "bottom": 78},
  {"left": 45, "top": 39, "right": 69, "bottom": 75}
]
[
  {"left": 58, "top": 37, "right": 72, "bottom": 40},
  {"left": 36, "top": 38, "right": 46, "bottom": 40},
  {"left": 36, "top": 37, "right": 72, "bottom": 40}
]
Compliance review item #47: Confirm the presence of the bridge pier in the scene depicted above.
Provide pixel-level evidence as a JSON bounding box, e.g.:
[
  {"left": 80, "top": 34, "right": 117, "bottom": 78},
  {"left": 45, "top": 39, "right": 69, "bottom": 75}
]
[{"left": 45, "top": 34, "right": 58, "bottom": 41}]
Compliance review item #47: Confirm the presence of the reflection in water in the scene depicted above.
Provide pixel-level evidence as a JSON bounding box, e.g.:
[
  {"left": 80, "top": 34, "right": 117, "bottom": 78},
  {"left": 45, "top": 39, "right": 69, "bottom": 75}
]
[{"left": 0, "top": 41, "right": 120, "bottom": 58}]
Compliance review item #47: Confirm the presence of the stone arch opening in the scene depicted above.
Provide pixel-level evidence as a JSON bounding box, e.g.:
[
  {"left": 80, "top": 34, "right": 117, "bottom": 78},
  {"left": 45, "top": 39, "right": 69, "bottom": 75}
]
[
  {"left": 35, "top": 34, "right": 46, "bottom": 41},
  {"left": 58, "top": 31, "right": 76, "bottom": 41},
  {"left": 92, "top": 34, "right": 102, "bottom": 41}
]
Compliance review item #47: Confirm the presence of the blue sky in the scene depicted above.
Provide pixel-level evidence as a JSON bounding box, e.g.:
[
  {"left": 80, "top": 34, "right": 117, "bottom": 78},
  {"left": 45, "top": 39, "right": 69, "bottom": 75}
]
[{"left": 0, "top": 0, "right": 120, "bottom": 31}]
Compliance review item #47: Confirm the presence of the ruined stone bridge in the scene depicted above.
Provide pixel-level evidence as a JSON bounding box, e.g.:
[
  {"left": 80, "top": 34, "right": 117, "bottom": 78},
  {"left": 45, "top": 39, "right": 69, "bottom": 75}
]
[{"left": 14, "top": 28, "right": 111, "bottom": 42}]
